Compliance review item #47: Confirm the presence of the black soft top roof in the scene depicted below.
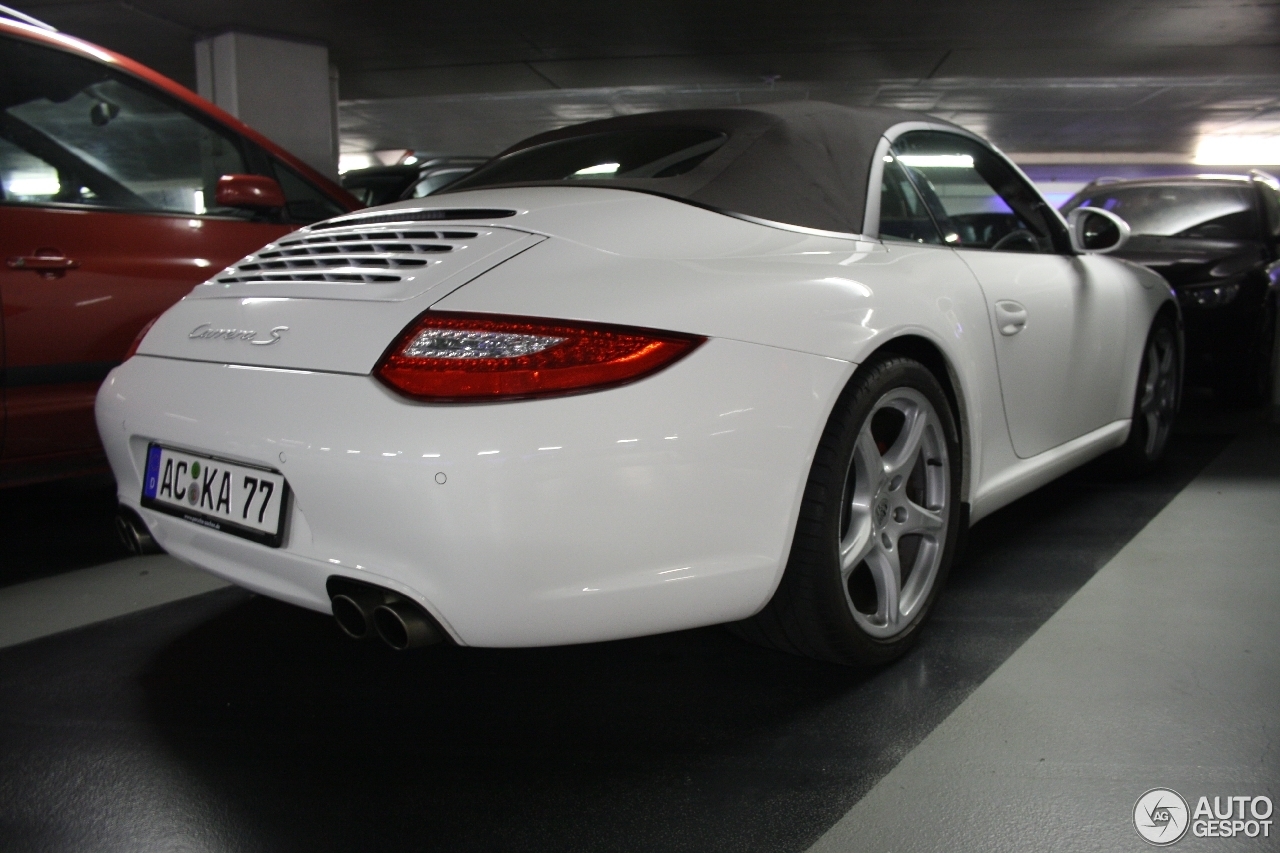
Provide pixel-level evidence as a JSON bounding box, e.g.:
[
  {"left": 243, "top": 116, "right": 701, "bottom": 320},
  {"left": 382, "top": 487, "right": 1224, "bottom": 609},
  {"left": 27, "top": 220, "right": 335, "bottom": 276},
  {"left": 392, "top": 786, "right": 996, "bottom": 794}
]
[{"left": 448, "top": 102, "right": 965, "bottom": 235}]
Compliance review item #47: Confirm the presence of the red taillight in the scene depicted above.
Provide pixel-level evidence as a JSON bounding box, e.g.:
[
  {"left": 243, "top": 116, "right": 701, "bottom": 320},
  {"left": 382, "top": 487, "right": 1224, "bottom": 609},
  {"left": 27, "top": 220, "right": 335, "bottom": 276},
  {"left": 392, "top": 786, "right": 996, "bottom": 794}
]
[
  {"left": 124, "top": 315, "right": 162, "bottom": 360},
  {"left": 374, "top": 312, "right": 704, "bottom": 401}
]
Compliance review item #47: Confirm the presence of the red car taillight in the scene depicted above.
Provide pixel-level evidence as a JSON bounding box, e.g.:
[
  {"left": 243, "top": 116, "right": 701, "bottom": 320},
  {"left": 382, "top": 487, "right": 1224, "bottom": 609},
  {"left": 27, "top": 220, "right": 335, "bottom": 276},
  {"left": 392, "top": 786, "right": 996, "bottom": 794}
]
[
  {"left": 124, "top": 315, "right": 161, "bottom": 360},
  {"left": 374, "top": 312, "right": 704, "bottom": 402}
]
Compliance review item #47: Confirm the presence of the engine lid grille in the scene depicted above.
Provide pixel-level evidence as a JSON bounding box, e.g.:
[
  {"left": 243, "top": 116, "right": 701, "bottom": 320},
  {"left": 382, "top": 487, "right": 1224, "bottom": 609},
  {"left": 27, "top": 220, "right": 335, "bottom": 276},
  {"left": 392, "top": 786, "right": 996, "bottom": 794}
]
[
  {"left": 191, "top": 224, "right": 543, "bottom": 302},
  {"left": 214, "top": 229, "right": 477, "bottom": 285}
]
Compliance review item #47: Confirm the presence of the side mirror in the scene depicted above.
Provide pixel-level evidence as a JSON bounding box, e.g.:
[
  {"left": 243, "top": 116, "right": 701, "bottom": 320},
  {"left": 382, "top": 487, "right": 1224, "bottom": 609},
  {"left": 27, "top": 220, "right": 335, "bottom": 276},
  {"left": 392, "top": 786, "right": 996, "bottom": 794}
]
[
  {"left": 1067, "top": 206, "right": 1131, "bottom": 254},
  {"left": 215, "top": 174, "right": 285, "bottom": 210}
]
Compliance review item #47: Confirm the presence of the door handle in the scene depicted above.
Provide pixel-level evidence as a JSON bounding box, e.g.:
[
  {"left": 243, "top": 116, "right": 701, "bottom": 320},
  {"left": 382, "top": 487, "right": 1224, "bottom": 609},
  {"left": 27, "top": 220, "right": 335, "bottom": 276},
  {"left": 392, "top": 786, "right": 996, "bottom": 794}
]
[
  {"left": 994, "top": 300, "right": 1028, "bottom": 336},
  {"left": 7, "top": 248, "right": 80, "bottom": 279}
]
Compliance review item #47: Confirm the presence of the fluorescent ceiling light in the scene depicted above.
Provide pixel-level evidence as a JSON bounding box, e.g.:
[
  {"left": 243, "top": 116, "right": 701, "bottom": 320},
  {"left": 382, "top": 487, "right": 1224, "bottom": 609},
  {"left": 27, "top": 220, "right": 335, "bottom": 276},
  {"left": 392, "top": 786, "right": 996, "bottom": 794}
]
[
  {"left": 338, "top": 152, "right": 375, "bottom": 174},
  {"left": 897, "top": 154, "right": 974, "bottom": 168},
  {"left": 573, "top": 162, "right": 620, "bottom": 176},
  {"left": 1193, "top": 135, "right": 1280, "bottom": 165}
]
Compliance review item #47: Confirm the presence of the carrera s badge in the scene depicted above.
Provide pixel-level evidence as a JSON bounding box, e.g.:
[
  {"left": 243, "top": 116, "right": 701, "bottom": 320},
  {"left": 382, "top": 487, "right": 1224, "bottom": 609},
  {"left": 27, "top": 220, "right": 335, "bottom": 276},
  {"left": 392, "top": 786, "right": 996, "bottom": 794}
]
[{"left": 189, "top": 323, "right": 288, "bottom": 346}]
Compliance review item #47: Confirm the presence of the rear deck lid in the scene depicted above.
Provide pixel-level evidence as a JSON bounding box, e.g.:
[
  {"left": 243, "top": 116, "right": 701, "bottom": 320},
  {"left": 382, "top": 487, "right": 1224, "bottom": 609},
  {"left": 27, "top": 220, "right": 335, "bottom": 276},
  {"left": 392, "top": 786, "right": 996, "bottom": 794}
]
[{"left": 137, "top": 211, "right": 545, "bottom": 373}]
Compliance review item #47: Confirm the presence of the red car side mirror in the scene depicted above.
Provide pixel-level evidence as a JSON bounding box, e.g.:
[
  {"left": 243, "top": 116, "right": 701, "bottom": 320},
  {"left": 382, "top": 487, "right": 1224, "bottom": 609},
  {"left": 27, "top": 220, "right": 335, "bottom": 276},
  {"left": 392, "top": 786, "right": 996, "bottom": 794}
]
[{"left": 215, "top": 174, "right": 286, "bottom": 210}]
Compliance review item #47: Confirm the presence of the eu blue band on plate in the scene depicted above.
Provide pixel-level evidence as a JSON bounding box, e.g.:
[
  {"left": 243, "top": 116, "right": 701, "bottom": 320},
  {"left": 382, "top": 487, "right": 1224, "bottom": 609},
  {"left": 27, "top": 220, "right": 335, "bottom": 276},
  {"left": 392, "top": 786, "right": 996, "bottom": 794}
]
[{"left": 144, "top": 445, "right": 163, "bottom": 499}]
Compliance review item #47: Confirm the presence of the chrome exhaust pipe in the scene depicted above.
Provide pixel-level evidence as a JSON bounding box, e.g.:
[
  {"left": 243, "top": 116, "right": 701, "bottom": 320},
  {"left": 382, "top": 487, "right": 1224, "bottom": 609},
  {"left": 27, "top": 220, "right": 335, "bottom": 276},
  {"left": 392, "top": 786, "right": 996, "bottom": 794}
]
[
  {"left": 372, "top": 600, "right": 442, "bottom": 650},
  {"left": 329, "top": 588, "right": 383, "bottom": 640},
  {"left": 326, "top": 577, "right": 444, "bottom": 649},
  {"left": 115, "top": 506, "right": 163, "bottom": 555}
]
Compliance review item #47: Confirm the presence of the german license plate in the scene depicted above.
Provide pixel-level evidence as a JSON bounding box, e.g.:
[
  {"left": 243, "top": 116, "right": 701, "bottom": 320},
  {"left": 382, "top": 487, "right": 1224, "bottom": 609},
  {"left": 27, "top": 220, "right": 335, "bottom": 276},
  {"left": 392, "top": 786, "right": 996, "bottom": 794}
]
[{"left": 141, "top": 444, "right": 289, "bottom": 547}]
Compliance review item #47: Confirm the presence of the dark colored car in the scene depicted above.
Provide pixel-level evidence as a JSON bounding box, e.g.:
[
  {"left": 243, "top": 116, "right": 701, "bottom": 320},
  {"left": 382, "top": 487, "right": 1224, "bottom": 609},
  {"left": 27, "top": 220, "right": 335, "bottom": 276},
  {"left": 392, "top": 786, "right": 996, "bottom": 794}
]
[
  {"left": 1062, "top": 173, "right": 1280, "bottom": 403},
  {"left": 340, "top": 157, "right": 487, "bottom": 207},
  {"left": 0, "top": 14, "right": 360, "bottom": 486}
]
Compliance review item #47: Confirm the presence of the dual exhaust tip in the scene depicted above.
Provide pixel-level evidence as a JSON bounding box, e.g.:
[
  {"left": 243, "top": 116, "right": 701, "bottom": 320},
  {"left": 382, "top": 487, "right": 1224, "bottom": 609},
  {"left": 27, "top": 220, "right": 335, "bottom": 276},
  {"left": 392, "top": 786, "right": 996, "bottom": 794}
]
[
  {"left": 116, "top": 506, "right": 164, "bottom": 556},
  {"left": 114, "top": 509, "right": 438, "bottom": 651},
  {"left": 326, "top": 577, "right": 444, "bottom": 651}
]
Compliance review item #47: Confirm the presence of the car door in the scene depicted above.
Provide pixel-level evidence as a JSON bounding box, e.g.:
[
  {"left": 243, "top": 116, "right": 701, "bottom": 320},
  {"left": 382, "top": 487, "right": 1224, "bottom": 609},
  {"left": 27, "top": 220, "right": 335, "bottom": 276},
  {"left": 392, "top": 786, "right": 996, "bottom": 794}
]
[
  {"left": 892, "top": 130, "right": 1129, "bottom": 459},
  {"left": 0, "top": 32, "right": 301, "bottom": 464}
]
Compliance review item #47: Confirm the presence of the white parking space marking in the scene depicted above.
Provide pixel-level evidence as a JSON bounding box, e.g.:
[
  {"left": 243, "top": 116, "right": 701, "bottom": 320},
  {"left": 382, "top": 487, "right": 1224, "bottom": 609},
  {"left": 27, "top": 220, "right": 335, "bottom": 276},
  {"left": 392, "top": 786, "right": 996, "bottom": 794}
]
[
  {"left": 0, "top": 556, "right": 230, "bottom": 650},
  {"left": 808, "top": 429, "right": 1280, "bottom": 853}
]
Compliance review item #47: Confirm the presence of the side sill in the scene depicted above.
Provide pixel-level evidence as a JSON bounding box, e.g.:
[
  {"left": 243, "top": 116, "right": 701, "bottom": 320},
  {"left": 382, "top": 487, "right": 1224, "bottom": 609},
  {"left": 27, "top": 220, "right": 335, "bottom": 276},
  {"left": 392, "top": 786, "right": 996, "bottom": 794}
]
[{"left": 970, "top": 419, "right": 1130, "bottom": 524}]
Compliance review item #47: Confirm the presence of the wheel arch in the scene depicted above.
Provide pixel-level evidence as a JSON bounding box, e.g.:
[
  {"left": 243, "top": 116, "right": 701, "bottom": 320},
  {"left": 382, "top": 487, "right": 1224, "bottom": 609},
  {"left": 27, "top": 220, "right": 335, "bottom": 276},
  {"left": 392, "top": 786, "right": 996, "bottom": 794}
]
[{"left": 855, "top": 333, "right": 974, "bottom": 507}]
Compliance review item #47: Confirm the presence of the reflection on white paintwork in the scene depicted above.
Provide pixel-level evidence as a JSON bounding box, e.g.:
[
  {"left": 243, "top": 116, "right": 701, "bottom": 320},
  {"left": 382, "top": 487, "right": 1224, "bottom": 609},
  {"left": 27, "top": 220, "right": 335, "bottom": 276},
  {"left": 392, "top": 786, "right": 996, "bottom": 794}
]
[
  {"left": 818, "top": 277, "right": 873, "bottom": 297},
  {"left": 226, "top": 365, "right": 314, "bottom": 375}
]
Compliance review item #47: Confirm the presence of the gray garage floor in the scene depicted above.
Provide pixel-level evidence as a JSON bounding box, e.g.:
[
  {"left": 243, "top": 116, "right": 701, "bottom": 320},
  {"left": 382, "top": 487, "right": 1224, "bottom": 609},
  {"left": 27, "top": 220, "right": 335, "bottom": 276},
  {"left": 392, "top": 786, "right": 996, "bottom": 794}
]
[
  {"left": 810, "top": 425, "right": 1280, "bottom": 853},
  {"left": 0, "top": 406, "right": 1273, "bottom": 852}
]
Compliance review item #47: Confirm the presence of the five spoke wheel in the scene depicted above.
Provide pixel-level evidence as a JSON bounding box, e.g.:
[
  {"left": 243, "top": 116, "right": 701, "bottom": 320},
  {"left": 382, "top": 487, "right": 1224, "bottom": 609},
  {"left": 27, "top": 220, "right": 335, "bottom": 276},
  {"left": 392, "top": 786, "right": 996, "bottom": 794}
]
[
  {"left": 1137, "top": 326, "right": 1178, "bottom": 459},
  {"left": 733, "top": 355, "right": 962, "bottom": 666},
  {"left": 838, "top": 388, "right": 950, "bottom": 639},
  {"left": 1120, "top": 313, "right": 1180, "bottom": 469}
]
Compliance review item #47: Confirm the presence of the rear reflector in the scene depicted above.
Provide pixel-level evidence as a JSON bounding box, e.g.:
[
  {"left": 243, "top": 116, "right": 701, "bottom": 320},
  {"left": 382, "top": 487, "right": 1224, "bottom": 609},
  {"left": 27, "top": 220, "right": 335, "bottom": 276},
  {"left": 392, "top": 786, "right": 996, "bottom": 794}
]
[{"left": 374, "top": 312, "right": 704, "bottom": 401}]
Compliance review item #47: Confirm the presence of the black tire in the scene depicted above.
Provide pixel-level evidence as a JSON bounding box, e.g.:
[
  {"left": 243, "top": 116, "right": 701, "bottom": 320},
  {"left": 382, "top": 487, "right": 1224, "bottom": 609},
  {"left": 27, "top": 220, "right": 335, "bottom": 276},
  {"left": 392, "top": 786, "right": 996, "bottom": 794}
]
[
  {"left": 1118, "top": 311, "right": 1180, "bottom": 470},
  {"left": 731, "top": 356, "right": 964, "bottom": 666}
]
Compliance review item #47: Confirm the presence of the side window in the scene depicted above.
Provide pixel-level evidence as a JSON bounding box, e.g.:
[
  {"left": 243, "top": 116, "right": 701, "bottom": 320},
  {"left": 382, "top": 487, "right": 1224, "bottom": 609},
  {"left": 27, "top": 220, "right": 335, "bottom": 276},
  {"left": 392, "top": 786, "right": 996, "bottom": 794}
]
[
  {"left": 272, "top": 159, "right": 346, "bottom": 223},
  {"left": 891, "top": 131, "right": 1068, "bottom": 254},
  {"left": 877, "top": 156, "right": 944, "bottom": 244},
  {"left": 0, "top": 35, "right": 251, "bottom": 218}
]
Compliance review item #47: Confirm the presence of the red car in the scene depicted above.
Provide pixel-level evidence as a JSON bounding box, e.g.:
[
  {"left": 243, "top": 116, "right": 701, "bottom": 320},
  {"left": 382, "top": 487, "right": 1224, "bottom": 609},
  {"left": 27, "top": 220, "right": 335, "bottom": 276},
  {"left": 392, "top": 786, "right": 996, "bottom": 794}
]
[{"left": 0, "top": 15, "right": 360, "bottom": 486}]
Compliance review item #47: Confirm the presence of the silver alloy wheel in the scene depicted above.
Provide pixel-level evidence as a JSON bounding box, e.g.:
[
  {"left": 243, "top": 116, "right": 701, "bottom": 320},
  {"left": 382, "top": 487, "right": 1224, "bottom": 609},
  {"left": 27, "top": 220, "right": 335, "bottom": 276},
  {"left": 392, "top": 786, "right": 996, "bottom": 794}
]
[
  {"left": 1139, "top": 327, "right": 1178, "bottom": 458},
  {"left": 838, "top": 387, "right": 950, "bottom": 639}
]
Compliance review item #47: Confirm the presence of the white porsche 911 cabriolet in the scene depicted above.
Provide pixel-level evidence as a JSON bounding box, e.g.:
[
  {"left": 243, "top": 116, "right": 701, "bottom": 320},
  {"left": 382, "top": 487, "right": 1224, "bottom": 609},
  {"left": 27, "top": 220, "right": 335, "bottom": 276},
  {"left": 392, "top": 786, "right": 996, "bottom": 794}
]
[{"left": 98, "top": 102, "right": 1180, "bottom": 665}]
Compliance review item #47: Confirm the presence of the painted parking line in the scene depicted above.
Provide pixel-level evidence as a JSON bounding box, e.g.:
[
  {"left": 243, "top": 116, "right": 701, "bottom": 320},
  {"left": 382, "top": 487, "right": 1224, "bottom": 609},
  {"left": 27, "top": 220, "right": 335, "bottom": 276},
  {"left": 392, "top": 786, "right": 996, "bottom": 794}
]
[
  {"left": 807, "top": 429, "right": 1280, "bottom": 852},
  {"left": 0, "top": 555, "right": 229, "bottom": 650}
]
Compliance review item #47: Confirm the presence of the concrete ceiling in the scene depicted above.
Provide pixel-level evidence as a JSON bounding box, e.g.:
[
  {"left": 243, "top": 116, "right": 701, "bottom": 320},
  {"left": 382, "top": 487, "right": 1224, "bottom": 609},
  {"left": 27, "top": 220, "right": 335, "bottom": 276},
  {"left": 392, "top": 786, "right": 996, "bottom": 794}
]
[{"left": 9, "top": 1, "right": 1280, "bottom": 164}]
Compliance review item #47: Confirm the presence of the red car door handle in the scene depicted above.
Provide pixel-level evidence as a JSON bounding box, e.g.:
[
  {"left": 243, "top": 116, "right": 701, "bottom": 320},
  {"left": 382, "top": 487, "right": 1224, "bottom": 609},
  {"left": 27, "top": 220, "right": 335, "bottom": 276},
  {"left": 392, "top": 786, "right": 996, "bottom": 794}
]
[{"left": 7, "top": 250, "right": 81, "bottom": 279}]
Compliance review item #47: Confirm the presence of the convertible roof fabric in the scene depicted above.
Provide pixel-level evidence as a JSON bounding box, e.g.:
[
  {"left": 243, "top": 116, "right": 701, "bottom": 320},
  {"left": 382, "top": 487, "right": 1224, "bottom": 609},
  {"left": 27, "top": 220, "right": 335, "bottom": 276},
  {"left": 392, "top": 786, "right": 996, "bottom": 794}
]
[{"left": 450, "top": 102, "right": 966, "bottom": 235}]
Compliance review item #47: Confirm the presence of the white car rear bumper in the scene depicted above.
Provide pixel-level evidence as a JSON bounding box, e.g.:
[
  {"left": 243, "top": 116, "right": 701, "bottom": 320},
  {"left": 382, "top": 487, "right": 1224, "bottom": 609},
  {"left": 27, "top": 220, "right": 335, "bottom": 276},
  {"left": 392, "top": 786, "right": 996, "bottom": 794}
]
[{"left": 96, "top": 340, "right": 851, "bottom": 646}]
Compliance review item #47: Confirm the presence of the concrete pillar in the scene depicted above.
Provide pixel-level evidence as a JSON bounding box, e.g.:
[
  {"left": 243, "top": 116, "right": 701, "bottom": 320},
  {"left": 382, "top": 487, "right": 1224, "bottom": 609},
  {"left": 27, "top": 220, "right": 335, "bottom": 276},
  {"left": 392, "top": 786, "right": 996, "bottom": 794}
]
[{"left": 195, "top": 31, "right": 339, "bottom": 181}]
